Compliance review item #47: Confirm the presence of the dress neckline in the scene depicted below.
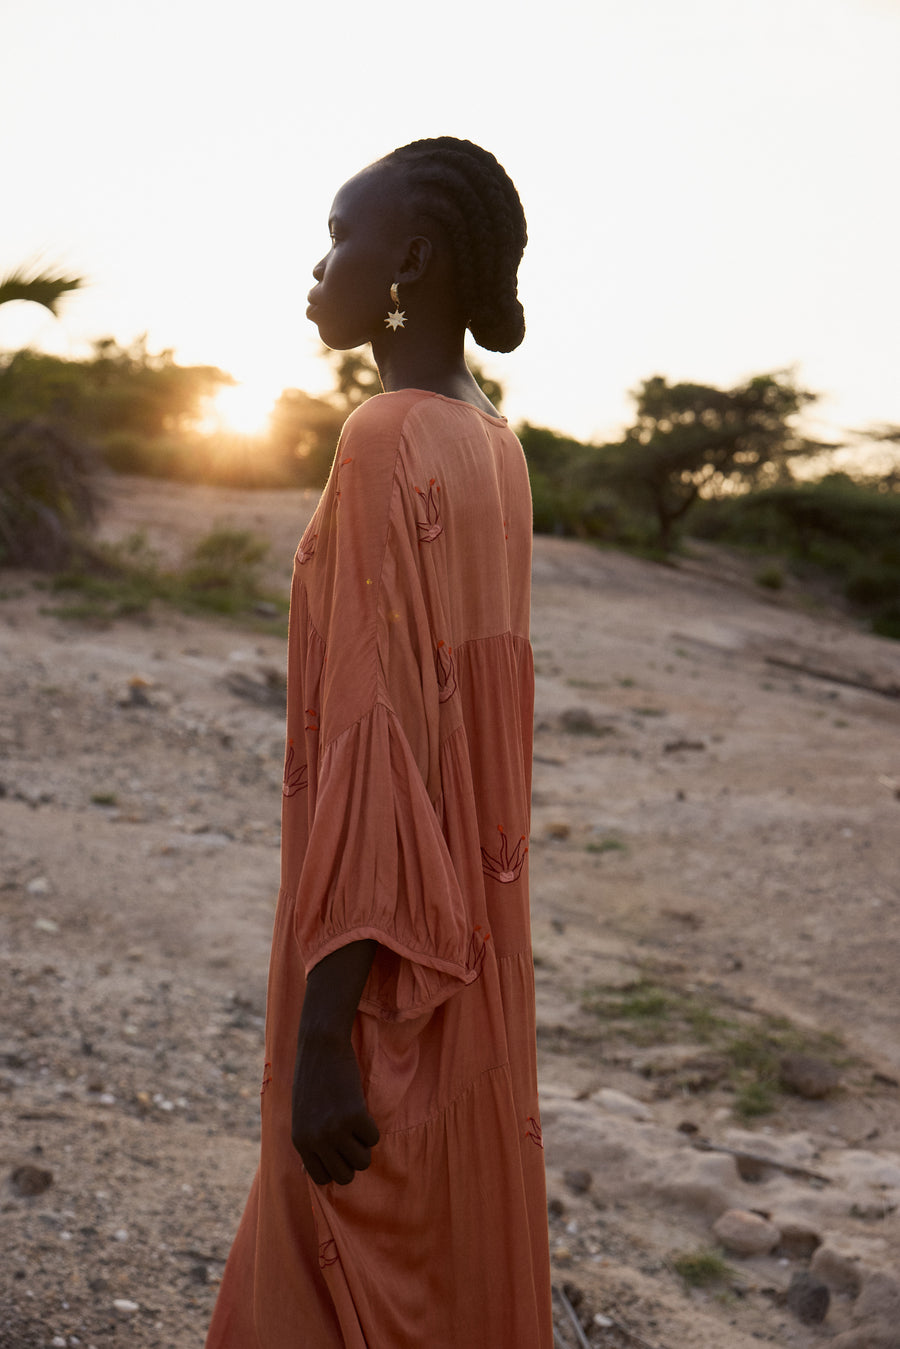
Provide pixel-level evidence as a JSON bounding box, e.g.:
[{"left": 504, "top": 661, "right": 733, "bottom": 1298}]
[{"left": 381, "top": 388, "right": 508, "bottom": 427}]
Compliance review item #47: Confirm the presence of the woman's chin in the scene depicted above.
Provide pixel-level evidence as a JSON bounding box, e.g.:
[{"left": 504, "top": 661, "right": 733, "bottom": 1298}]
[{"left": 312, "top": 324, "right": 372, "bottom": 353}]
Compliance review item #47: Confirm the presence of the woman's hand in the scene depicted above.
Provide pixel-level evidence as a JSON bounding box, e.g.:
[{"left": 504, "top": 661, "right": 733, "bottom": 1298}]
[
  {"left": 290, "top": 939, "right": 380, "bottom": 1186},
  {"left": 291, "top": 1028, "right": 380, "bottom": 1185}
]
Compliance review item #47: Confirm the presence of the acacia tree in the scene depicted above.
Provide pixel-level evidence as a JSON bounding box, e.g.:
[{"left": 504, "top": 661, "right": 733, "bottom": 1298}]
[
  {"left": 600, "top": 372, "right": 830, "bottom": 550},
  {"left": 0, "top": 263, "right": 93, "bottom": 567}
]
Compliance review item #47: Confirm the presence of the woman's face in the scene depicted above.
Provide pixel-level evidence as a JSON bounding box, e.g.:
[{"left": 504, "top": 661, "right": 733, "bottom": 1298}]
[{"left": 307, "top": 165, "right": 408, "bottom": 351}]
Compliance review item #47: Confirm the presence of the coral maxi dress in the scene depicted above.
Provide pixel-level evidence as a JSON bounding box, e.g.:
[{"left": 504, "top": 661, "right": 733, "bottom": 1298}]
[{"left": 206, "top": 389, "right": 553, "bottom": 1349}]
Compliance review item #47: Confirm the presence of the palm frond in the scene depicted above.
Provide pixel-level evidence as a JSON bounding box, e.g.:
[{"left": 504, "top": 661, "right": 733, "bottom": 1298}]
[{"left": 0, "top": 266, "right": 84, "bottom": 316}]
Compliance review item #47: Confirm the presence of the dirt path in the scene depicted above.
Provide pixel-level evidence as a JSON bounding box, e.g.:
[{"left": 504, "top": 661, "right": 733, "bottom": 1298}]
[{"left": 2, "top": 476, "right": 899, "bottom": 1348}]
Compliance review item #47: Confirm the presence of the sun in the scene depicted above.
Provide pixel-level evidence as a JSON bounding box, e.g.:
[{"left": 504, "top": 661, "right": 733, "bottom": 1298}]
[{"left": 206, "top": 380, "right": 280, "bottom": 435}]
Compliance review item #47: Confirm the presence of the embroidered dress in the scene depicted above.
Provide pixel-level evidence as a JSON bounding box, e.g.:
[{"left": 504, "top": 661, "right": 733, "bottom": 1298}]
[{"left": 206, "top": 390, "right": 553, "bottom": 1349}]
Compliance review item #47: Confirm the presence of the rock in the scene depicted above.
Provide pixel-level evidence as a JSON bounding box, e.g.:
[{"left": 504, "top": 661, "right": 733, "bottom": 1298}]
[
  {"left": 786, "top": 1271, "right": 830, "bottom": 1324},
  {"left": 776, "top": 1218, "right": 822, "bottom": 1259},
  {"left": 559, "top": 707, "right": 601, "bottom": 735},
  {"left": 563, "top": 1169, "right": 592, "bottom": 1195},
  {"left": 830, "top": 1326, "right": 900, "bottom": 1349},
  {"left": 112, "top": 1298, "right": 140, "bottom": 1313},
  {"left": 661, "top": 1151, "right": 740, "bottom": 1221},
  {"left": 544, "top": 821, "right": 571, "bottom": 840},
  {"left": 594, "top": 1088, "right": 654, "bottom": 1122},
  {"left": 224, "top": 667, "right": 286, "bottom": 709},
  {"left": 779, "top": 1053, "right": 840, "bottom": 1099},
  {"left": 810, "top": 1244, "right": 863, "bottom": 1297},
  {"left": 10, "top": 1164, "right": 53, "bottom": 1197},
  {"left": 26, "top": 876, "right": 51, "bottom": 896},
  {"left": 856, "top": 1272, "right": 900, "bottom": 1324},
  {"left": 712, "top": 1208, "right": 781, "bottom": 1256}
]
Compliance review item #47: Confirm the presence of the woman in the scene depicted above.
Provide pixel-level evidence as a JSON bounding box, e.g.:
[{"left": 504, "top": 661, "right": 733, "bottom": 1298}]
[{"left": 206, "top": 136, "right": 553, "bottom": 1349}]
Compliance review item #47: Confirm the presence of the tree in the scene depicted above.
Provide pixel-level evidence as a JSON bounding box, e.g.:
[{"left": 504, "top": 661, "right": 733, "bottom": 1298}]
[
  {"left": 0, "top": 263, "right": 94, "bottom": 568},
  {"left": 0, "top": 263, "right": 84, "bottom": 316},
  {"left": 268, "top": 389, "right": 345, "bottom": 487},
  {"left": 599, "top": 371, "right": 831, "bottom": 550}
]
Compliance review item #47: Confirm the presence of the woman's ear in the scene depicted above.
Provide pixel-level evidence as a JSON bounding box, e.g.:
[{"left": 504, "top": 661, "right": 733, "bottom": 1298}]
[{"left": 397, "top": 235, "right": 432, "bottom": 285}]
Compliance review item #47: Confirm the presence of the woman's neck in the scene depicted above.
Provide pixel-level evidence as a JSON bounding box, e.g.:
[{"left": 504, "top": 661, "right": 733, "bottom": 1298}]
[{"left": 372, "top": 334, "right": 499, "bottom": 418}]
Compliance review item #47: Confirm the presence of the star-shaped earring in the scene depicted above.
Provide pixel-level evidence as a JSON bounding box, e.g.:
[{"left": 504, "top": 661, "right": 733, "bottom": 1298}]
[{"left": 385, "top": 281, "right": 406, "bottom": 331}]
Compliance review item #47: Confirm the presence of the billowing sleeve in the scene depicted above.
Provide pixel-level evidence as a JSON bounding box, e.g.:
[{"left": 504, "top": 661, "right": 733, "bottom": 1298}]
[{"left": 289, "top": 399, "right": 480, "bottom": 1022}]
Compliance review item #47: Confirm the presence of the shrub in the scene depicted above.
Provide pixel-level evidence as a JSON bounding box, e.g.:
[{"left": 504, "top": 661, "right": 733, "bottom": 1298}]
[{"left": 0, "top": 418, "right": 99, "bottom": 568}]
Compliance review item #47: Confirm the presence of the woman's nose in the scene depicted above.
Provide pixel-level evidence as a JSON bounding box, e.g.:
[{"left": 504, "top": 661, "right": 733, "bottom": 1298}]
[{"left": 312, "top": 257, "right": 326, "bottom": 281}]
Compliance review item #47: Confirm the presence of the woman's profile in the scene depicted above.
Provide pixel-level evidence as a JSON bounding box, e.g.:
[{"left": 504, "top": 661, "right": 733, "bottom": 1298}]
[{"left": 206, "top": 135, "right": 553, "bottom": 1349}]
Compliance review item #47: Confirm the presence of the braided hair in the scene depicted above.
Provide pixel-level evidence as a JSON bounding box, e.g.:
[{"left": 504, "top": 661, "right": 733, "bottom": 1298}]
[{"left": 380, "top": 137, "right": 528, "bottom": 353}]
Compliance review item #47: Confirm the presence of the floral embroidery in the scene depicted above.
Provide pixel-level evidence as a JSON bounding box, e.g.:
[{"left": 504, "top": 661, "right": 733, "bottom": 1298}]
[
  {"left": 481, "top": 825, "right": 528, "bottom": 884},
  {"left": 296, "top": 531, "right": 317, "bottom": 565},
  {"left": 318, "top": 1238, "right": 340, "bottom": 1268},
  {"left": 282, "top": 739, "right": 308, "bottom": 797},
  {"left": 415, "top": 479, "right": 443, "bottom": 543},
  {"left": 467, "top": 924, "right": 491, "bottom": 978},
  {"left": 525, "top": 1115, "right": 544, "bottom": 1148},
  {"left": 260, "top": 1061, "right": 273, "bottom": 1096},
  {"left": 336, "top": 456, "right": 353, "bottom": 499},
  {"left": 305, "top": 707, "right": 319, "bottom": 733},
  {"left": 435, "top": 640, "right": 457, "bottom": 703}
]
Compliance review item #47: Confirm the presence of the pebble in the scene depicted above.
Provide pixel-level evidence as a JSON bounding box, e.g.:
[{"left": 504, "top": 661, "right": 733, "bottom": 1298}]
[
  {"left": 559, "top": 707, "right": 600, "bottom": 735},
  {"left": 563, "top": 1169, "right": 593, "bottom": 1195},
  {"left": 810, "top": 1244, "right": 863, "bottom": 1297},
  {"left": 779, "top": 1053, "right": 840, "bottom": 1099},
  {"left": 786, "top": 1271, "right": 830, "bottom": 1325},
  {"left": 775, "top": 1217, "right": 822, "bottom": 1259},
  {"left": 712, "top": 1208, "right": 781, "bottom": 1256},
  {"left": 594, "top": 1088, "right": 654, "bottom": 1122},
  {"left": 26, "top": 876, "right": 51, "bottom": 896},
  {"left": 10, "top": 1164, "right": 53, "bottom": 1197},
  {"left": 112, "top": 1299, "right": 140, "bottom": 1313},
  {"left": 661, "top": 1151, "right": 739, "bottom": 1221}
]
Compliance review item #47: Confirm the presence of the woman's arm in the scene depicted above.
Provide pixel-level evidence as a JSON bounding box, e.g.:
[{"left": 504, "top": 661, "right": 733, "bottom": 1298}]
[{"left": 291, "top": 939, "right": 380, "bottom": 1186}]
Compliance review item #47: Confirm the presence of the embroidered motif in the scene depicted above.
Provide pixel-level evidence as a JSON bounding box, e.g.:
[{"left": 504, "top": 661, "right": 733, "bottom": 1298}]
[
  {"left": 305, "top": 708, "right": 319, "bottom": 733},
  {"left": 260, "top": 1061, "right": 273, "bottom": 1096},
  {"left": 481, "top": 825, "right": 528, "bottom": 884},
  {"left": 414, "top": 478, "right": 443, "bottom": 543},
  {"left": 467, "top": 924, "right": 491, "bottom": 978},
  {"left": 525, "top": 1115, "right": 544, "bottom": 1148},
  {"left": 435, "top": 640, "right": 457, "bottom": 704},
  {"left": 318, "top": 1238, "right": 340, "bottom": 1268},
  {"left": 296, "top": 531, "right": 317, "bottom": 565},
  {"left": 282, "top": 739, "right": 308, "bottom": 797},
  {"left": 336, "top": 456, "right": 353, "bottom": 499}
]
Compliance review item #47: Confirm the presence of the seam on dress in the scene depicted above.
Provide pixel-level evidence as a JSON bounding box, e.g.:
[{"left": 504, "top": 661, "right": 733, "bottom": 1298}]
[{"left": 380, "top": 1060, "right": 514, "bottom": 1138}]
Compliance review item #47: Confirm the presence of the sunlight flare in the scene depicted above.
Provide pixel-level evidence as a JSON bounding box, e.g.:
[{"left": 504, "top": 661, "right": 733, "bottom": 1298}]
[{"left": 205, "top": 380, "right": 280, "bottom": 435}]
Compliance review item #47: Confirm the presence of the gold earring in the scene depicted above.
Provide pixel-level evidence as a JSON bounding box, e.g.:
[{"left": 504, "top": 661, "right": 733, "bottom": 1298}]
[{"left": 385, "top": 282, "right": 406, "bottom": 331}]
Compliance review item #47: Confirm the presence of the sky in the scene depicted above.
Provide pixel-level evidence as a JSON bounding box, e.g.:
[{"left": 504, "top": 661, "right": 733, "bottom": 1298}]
[{"left": 3, "top": 0, "right": 899, "bottom": 451}]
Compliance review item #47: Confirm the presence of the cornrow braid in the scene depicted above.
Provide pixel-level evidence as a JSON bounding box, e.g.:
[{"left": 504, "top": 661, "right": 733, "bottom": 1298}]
[{"left": 381, "top": 136, "right": 528, "bottom": 353}]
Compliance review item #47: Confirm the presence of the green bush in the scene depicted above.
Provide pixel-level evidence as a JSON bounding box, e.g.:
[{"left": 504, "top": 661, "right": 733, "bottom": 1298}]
[
  {"left": 696, "top": 477, "right": 900, "bottom": 636},
  {"left": 0, "top": 418, "right": 99, "bottom": 568}
]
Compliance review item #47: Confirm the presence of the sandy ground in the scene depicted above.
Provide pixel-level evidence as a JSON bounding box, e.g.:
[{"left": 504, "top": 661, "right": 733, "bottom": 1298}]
[{"left": 2, "top": 475, "right": 900, "bottom": 1349}]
